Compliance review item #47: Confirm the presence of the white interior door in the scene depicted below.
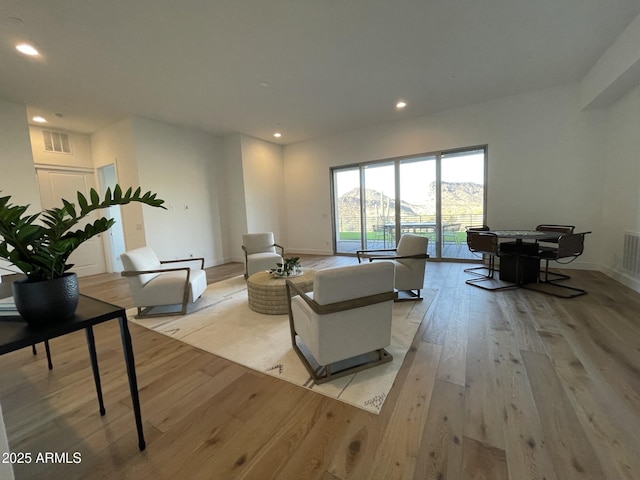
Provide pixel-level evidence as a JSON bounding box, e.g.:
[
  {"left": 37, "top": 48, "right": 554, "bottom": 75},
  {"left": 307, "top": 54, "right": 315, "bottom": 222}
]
[
  {"left": 98, "top": 164, "right": 126, "bottom": 272},
  {"left": 36, "top": 168, "right": 107, "bottom": 277}
]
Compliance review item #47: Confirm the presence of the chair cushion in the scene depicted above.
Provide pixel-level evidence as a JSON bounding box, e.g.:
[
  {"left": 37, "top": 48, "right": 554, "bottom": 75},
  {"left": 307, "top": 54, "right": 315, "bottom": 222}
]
[
  {"left": 134, "top": 269, "right": 207, "bottom": 307},
  {"left": 396, "top": 234, "right": 428, "bottom": 262},
  {"left": 313, "top": 262, "right": 394, "bottom": 305},
  {"left": 246, "top": 252, "right": 283, "bottom": 277},
  {"left": 242, "top": 233, "right": 276, "bottom": 254},
  {"left": 291, "top": 296, "right": 393, "bottom": 365},
  {"left": 120, "top": 247, "right": 162, "bottom": 288}
]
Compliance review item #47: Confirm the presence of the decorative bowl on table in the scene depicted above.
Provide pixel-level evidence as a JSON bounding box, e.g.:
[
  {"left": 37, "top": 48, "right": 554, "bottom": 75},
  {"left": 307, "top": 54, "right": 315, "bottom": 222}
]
[{"left": 269, "top": 267, "right": 303, "bottom": 278}]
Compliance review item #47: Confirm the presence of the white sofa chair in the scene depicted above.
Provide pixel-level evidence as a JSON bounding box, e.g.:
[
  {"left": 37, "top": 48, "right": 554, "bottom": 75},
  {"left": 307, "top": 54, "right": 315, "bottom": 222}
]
[
  {"left": 357, "top": 233, "right": 429, "bottom": 301},
  {"left": 242, "top": 232, "right": 284, "bottom": 279},
  {"left": 120, "top": 247, "right": 207, "bottom": 318},
  {"left": 286, "top": 262, "right": 396, "bottom": 383}
]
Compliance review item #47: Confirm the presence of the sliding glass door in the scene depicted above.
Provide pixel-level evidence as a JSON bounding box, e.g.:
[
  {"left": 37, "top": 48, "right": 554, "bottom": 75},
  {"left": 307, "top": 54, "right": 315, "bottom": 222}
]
[
  {"left": 441, "top": 149, "right": 486, "bottom": 259},
  {"left": 333, "top": 167, "right": 362, "bottom": 253},
  {"left": 363, "top": 162, "right": 395, "bottom": 250},
  {"left": 333, "top": 146, "right": 486, "bottom": 259},
  {"left": 399, "top": 156, "right": 437, "bottom": 256}
]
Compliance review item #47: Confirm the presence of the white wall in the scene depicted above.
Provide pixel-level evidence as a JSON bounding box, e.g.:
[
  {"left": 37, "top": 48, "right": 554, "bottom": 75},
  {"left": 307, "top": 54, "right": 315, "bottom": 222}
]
[
  {"left": 223, "top": 135, "right": 248, "bottom": 263},
  {"left": 284, "top": 83, "right": 607, "bottom": 269},
  {"left": 0, "top": 99, "right": 41, "bottom": 274},
  {"left": 131, "top": 117, "right": 223, "bottom": 266},
  {"left": 0, "top": 100, "right": 40, "bottom": 209},
  {"left": 601, "top": 83, "right": 640, "bottom": 290},
  {"left": 241, "top": 135, "right": 286, "bottom": 242},
  {"left": 91, "top": 118, "right": 147, "bottom": 250}
]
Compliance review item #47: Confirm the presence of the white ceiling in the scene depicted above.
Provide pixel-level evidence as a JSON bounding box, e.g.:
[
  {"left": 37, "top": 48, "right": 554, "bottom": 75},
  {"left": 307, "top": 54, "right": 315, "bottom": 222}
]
[{"left": 1, "top": 0, "right": 639, "bottom": 145}]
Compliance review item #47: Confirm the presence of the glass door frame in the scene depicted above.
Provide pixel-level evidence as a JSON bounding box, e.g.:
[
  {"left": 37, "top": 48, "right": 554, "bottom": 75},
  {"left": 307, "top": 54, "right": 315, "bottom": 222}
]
[{"left": 331, "top": 145, "right": 488, "bottom": 260}]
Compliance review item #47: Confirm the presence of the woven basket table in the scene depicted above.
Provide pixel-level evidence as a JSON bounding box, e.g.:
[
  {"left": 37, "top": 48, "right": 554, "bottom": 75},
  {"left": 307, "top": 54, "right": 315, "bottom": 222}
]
[{"left": 247, "top": 269, "right": 316, "bottom": 315}]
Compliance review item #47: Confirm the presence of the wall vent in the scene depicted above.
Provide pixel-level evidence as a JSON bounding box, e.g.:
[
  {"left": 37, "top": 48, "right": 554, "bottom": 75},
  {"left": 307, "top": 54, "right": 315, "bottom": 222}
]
[
  {"left": 622, "top": 231, "right": 640, "bottom": 277},
  {"left": 42, "top": 130, "right": 72, "bottom": 154}
]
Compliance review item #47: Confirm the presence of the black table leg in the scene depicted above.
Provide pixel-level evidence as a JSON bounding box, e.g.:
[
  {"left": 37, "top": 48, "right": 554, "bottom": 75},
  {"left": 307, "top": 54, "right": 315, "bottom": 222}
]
[
  {"left": 118, "top": 315, "right": 146, "bottom": 451},
  {"left": 31, "top": 342, "right": 53, "bottom": 370},
  {"left": 44, "top": 340, "right": 53, "bottom": 370},
  {"left": 85, "top": 326, "right": 106, "bottom": 416}
]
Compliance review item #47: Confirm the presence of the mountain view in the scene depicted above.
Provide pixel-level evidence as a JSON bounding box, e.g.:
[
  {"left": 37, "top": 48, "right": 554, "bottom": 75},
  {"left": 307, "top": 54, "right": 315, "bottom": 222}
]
[{"left": 337, "top": 182, "right": 483, "bottom": 231}]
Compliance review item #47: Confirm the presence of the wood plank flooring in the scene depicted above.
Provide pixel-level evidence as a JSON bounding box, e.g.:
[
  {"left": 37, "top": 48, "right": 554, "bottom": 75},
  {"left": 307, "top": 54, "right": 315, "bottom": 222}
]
[{"left": 1, "top": 256, "right": 639, "bottom": 479}]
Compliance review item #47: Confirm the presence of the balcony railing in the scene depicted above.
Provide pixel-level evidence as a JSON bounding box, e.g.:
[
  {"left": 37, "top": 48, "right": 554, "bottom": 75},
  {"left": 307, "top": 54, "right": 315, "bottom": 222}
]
[{"left": 335, "top": 213, "right": 484, "bottom": 259}]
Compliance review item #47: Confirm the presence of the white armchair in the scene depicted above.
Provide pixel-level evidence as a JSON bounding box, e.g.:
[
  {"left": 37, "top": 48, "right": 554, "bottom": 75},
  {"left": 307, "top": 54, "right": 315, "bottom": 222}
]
[
  {"left": 357, "top": 233, "right": 429, "bottom": 301},
  {"left": 120, "top": 247, "right": 207, "bottom": 318},
  {"left": 286, "top": 262, "right": 396, "bottom": 384},
  {"left": 242, "top": 232, "right": 284, "bottom": 279}
]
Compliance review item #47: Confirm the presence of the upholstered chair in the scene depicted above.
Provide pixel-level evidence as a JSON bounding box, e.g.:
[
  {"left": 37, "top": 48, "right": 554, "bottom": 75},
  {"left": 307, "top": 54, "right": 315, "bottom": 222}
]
[
  {"left": 286, "top": 262, "right": 396, "bottom": 383},
  {"left": 241, "top": 232, "right": 284, "bottom": 279},
  {"left": 120, "top": 247, "right": 207, "bottom": 318},
  {"left": 357, "top": 233, "right": 429, "bottom": 301}
]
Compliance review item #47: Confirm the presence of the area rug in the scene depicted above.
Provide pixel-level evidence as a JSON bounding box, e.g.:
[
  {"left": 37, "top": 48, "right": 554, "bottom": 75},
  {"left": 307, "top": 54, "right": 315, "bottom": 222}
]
[{"left": 129, "top": 276, "right": 436, "bottom": 414}]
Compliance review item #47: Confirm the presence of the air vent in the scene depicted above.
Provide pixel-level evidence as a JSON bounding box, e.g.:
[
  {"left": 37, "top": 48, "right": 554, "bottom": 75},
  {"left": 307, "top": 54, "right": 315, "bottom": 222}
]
[
  {"left": 42, "top": 130, "right": 72, "bottom": 154},
  {"left": 623, "top": 231, "right": 640, "bottom": 277}
]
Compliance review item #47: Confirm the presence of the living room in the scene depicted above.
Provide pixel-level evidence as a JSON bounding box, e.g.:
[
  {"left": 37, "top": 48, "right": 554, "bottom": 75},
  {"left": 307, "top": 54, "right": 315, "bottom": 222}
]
[{"left": 1, "top": 4, "right": 639, "bottom": 290}]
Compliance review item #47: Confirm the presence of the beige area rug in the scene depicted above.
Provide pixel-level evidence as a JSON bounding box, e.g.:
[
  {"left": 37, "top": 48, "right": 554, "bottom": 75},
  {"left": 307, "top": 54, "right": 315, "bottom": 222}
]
[{"left": 129, "top": 276, "right": 436, "bottom": 414}]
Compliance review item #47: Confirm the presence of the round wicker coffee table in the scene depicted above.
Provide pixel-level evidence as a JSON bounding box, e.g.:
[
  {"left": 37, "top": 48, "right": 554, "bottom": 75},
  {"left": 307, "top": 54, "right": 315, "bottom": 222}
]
[{"left": 247, "top": 269, "right": 316, "bottom": 315}]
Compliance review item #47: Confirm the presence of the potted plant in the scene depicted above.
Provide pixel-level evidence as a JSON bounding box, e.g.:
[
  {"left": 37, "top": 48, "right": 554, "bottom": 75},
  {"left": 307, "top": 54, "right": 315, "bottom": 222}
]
[
  {"left": 276, "top": 256, "right": 301, "bottom": 276},
  {"left": 0, "top": 186, "right": 166, "bottom": 326}
]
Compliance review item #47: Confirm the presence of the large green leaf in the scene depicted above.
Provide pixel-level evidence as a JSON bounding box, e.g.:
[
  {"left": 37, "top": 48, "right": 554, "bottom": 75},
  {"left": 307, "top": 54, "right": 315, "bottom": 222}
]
[{"left": 0, "top": 186, "right": 166, "bottom": 281}]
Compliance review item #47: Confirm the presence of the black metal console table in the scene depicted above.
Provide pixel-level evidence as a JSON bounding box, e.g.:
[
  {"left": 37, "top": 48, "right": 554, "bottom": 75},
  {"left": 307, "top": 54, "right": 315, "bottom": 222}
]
[{"left": 0, "top": 295, "right": 145, "bottom": 451}]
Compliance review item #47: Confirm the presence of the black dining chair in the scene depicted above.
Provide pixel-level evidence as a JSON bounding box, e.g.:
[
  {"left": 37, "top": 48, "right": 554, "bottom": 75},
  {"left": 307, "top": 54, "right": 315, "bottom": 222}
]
[
  {"left": 464, "top": 231, "right": 518, "bottom": 291},
  {"left": 535, "top": 224, "right": 575, "bottom": 235},
  {"left": 533, "top": 224, "right": 576, "bottom": 280},
  {"left": 526, "top": 231, "right": 591, "bottom": 297},
  {"left": 535, "top": 224, "right": 575, "bottom": 245},
  {"left": 464, "top": 225, "right": 492, "bottom": 277}
]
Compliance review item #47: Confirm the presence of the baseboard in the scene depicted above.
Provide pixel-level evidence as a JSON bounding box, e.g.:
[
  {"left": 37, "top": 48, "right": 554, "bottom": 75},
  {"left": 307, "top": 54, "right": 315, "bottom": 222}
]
[
  {"left": 600, "top": 265, "right": 640, "bottom": 293},
  {"left": 206, "top": 257, "right": 241, "bottom": 268},
  {"left": 286, "top": 248, "right": 334, "bottom": 256}
]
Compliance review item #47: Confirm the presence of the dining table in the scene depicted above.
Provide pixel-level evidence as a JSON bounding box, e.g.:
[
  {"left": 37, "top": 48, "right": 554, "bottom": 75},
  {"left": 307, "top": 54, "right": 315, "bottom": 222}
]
[{"left": 488, "top": 230, "right": 562, "bottom": 284}]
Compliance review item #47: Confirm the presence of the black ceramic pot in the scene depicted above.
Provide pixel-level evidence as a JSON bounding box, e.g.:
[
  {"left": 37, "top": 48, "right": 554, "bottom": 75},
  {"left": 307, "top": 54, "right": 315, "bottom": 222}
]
[{"left": 12, "top": 273, "right": 79, "bottom": 327}]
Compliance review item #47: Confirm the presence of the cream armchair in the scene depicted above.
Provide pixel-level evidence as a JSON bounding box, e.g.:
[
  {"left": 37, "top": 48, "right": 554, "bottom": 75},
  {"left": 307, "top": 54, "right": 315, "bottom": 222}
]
[
  {"left": 286, "top": 262, "right": 396, "bottom": 384},
  {"left": 242, "top": 232, "right": 284, "bottom": 278},
  {"left": 357, "top": 233, "right": 429, "bottom": 301},
  {"left": 120, "top": 247, "right": 207, "bottom": 318}
]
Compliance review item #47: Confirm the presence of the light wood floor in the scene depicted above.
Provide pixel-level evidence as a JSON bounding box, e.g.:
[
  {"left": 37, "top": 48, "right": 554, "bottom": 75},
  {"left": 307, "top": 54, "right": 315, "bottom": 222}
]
[{"left": 1, "top": 256, "right": 639, "bottom": 479}]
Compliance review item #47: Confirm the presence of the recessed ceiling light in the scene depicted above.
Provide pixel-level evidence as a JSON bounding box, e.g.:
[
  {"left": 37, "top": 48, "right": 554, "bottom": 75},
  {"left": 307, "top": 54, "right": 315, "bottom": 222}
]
[
  {"left": 396, "top": 101, "right": 407, "bottom": 109},
  {"left": 273, "top": 132, "right": 282, "bottom": 138},
  {"left": 32, "top": 116, "right": 47, "bottom": 123},
  {"left": 16, "top": 43, "right": 40, "bottom": 56}
]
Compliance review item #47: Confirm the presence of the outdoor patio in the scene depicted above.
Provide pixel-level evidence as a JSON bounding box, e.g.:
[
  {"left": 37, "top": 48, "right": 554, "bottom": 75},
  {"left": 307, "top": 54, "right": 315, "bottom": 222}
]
[{"left": 336, "top": 238, "right": 478, "bottom": 260}]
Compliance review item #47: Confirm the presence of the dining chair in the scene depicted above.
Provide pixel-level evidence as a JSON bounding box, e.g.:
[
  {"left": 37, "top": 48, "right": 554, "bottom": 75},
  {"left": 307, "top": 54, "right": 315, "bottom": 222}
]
[
  {"left": 464, "top": 225, "right": 492, "bottom": 277},
  {"left": 442, "top": 223, "right": 462, "bottom": 246},
  {"left": 464, "top": 231, "right": 518, "bottom": 291},
  {"left": 535, "top": 224, "right": 575, "bottom": 235},
  {"left": 533, "top": 231, "right": 591, "bottom": 290}
]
